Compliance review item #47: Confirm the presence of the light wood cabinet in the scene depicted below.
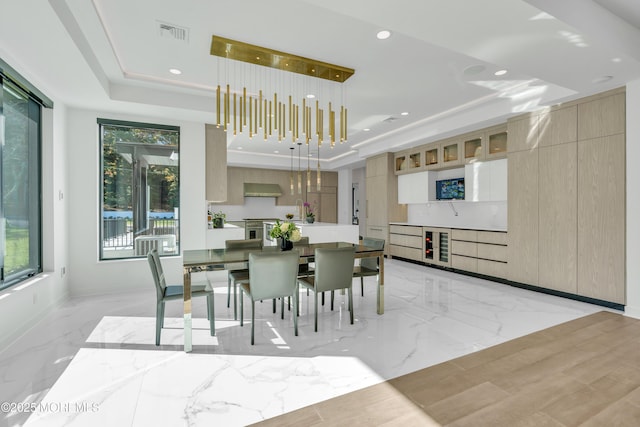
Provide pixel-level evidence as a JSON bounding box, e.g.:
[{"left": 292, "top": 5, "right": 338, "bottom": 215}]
[
  {"left": 538, "top": 105, "right": 577, "bottom": 147},
  {"left": 463, "top": 132, "right": 484, "bottom": 164},
  {"left": 440, "top": 139, "right": 462, "bottom": 167},
  {"left": 507, "top": 148, "right": 539, "bottom": 285},
  {"left": 485, "top": 125, "right": 508, "bottom": 159},
  {"left": 389, "top": 225, "right": 423, "bottom": 262},
  {"left": 538, "top": 142, "right": 577, "bottom": 294},
  {"left": 577, "top": 91, "right": 625, "bottom": 141},
  {"left": 577, "top": 134, "right": 625, "bottom": 304},
  {"left": 451, "top": 229, "right": 507, "bottom": 278},
  {"left": 425, "top": 144, "right": 440, "bottom": 170},
  {"left": 366, "top": 153, "right": 407, "bottom": 253},
  {"left": 507, "top": 114, "right": 539, "bottom": 153},
  {"left": 205, "top": 124, "right": 227, "bottom": 202}
]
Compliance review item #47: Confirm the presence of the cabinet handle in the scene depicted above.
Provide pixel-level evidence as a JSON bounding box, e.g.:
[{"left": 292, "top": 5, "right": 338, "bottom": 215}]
[{"left": 371, "top": 227, "right": 383, "bottom": 231}]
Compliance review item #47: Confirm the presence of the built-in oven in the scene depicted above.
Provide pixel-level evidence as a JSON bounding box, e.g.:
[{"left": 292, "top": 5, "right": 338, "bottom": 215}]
[{"left": 245, "top": 220, "right": 264, "bottom": 241}]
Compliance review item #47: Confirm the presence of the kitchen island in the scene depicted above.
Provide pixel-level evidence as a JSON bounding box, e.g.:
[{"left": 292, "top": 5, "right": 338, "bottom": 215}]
[
  {"left": 205, "top": 222, "right": 245, "bottom": 249},
  {"left": 263, "top": 221, "right": 360, "bottom": 246}
]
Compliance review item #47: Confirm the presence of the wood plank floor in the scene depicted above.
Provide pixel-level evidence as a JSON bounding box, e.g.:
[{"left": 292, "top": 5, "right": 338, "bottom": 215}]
[{"left": 253, "top": 311, "right": 640, "bottom": 426}]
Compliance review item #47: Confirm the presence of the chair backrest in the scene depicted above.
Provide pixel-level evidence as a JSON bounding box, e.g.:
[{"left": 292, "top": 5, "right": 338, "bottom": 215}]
[
  {"left": 361, "top": 237, "right": 385, "bottom": 270},
  {"left": 147, "top": 249, "right": 166, "bottom": 301},
  {"left": 248, "top": 251, "right": 300, "bottom": 301},
  {"left": 314, "top": 246, "right": 356, "bottom": 292},
  {"left": 225, "top": 238, "right": 263, "bottom": 250}
]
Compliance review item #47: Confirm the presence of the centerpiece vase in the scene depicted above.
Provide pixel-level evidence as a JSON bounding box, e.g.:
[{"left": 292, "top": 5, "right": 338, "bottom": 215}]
[{"left": 280, "top": 238, "right": 294, "bottom": 251}]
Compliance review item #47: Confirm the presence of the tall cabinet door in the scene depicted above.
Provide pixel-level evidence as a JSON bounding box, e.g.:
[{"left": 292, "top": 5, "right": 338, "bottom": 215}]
[
  {"left": 538, "top": 142, "right": 577, "bottom": 294},
  {"left": 507, "top": 149, "right": 539, "bottom": 285},
  {"left": 577, "top": 134, "right": 625, "bottom": 303}
]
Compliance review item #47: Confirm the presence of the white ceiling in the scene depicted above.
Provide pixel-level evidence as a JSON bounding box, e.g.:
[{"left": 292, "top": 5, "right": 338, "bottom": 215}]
[{"left": 2, "top": 0, "right": 640, "bottom": 170}]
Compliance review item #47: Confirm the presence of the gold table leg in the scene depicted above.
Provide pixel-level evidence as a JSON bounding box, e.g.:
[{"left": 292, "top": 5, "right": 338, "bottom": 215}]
[
  {"left": 377, "top": 252, "right": 384, "bottom": 314},
  {"left": 183, "top": 267, "right": 192, "bottom": 352}
]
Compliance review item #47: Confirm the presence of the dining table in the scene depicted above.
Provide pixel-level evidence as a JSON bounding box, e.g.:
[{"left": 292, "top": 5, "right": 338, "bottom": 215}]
[{"left": 181, "top": 241, "right": 385, "bottom": 352}]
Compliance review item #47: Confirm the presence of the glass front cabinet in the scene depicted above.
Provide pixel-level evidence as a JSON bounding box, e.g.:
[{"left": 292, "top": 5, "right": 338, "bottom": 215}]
[
  {"left": 424, "top": 144, "right": 439, "bottom": 170},
  {"left": 440, "top": 139, "right": 462, "bottom": 167},
  {"left": 423, "top": 227, "right": 451, "bottom": 267},
  {"left": 463, "top": 133, "right": 484, "bottom": 163},
  {"left": 394, "top": 151, "right": 408, "bottom": 174},
  {"left": 485, "top": 125, "right": 508, "bottom": 159}
]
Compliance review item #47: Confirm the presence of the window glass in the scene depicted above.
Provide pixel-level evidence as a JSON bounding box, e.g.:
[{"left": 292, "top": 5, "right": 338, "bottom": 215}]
[
  {"left": 0, "top": 78, "right": 42, "bottom": 289},
  {"left": 99, "top": 120, "right": 180, "bottom": 260}
]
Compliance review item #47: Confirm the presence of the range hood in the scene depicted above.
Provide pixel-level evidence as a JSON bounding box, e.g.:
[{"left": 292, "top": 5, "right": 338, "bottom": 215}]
[{"left": 243, "top": 182, "right": 282, "bottom": 197}]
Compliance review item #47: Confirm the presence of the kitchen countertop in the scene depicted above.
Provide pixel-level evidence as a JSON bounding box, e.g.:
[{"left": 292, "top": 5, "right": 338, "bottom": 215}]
[{"left": 389, "top": 222, "right": 507, "bottom": 232}]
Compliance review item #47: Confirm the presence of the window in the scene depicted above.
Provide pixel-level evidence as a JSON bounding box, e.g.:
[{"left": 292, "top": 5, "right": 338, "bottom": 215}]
[
  {"left": 0, "top": 67, "right": 44, "bottom": 290},
  {"left": 99, "top": 120, "right": 180, "bottom": 260}
]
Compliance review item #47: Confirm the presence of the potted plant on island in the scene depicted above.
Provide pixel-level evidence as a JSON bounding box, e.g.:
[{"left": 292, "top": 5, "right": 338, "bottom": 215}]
[
  {"left": 304, "top": 201, "right": 316, "bottom": 224},
  {"left": 212, "top": 210, "right": 226, "bottom": 229},
  {"left": 269, "top": 220, "right": 301, "bottom": 250}
]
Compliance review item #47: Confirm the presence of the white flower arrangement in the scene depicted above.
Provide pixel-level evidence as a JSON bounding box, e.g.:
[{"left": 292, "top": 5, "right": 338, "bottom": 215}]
[{"left": 269, "top": 220, "right": 302, "bottom": 242}]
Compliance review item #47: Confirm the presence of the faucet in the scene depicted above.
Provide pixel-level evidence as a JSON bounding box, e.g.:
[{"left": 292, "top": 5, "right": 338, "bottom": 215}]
[{"left": 295, "top": 199, "right": 304, "bottom": 221}]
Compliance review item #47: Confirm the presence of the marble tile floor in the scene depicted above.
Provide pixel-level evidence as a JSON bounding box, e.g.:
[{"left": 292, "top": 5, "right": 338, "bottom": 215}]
[{"left": 0, "top": 259, "right": 611, "bottom": 427}]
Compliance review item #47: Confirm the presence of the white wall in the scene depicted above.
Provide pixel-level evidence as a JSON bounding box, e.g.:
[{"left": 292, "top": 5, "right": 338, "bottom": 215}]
[
  {"left": 66, "top": 108, "right": 207, "bottom": 296},
  {"left": 352, "top": 167, "right": 366, "bottom": 236},
  {"left": 338, "top": 169, "right": 352, "bottom": 224},
  {"left": 626, "top": 80, "right": 640, "bottom": 318},
  {"left": 0, "top": 104, "right": 70, "bottom": 346}
]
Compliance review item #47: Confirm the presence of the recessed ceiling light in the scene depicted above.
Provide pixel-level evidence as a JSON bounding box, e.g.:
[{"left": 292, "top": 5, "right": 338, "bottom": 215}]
[
  {"left": 592, "top": 75, "right": 613, "bottom": 84},
  {"left": 401, "top": 112, "right": 409, "bottom": 116},
  {"left": 463, "top": 65, "right": 486, "bottom": 76},
  {"left": 612, "top": 57, "right": 622, "bottom": 63},
  {"left": 274, "top": 150, "right": 279, "bottom": 153},
  {"left": 306, "top": 94, "right": 316, "bottom": 99},
  {"left": 494, "top": 69, "right": 508, "bottom": 76},
  {"left": 237, "top": 146, "right": 243, "bottom": 150},
  {"left": 376, "top": 30, "right": 391, "bottom": 40},
  {"left": 169, "top": 68, "right": 182, "bottom": 75},
  {"left": 363, "top": 128, "right": 371, "bottom": 132}
]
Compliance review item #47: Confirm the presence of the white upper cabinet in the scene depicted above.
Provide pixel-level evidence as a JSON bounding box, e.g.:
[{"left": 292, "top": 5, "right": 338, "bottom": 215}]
[
  {"left": 464, "top": 159, "right": 507, "bottom": 202},
  {"left": 398, "top": 171, "right": 430, "bottom": 204}
]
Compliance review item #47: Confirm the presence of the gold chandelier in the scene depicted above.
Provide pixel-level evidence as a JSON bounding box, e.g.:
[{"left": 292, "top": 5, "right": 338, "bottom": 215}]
[{"left": 210, "top": 35, "right": 354, "bottom": 148}]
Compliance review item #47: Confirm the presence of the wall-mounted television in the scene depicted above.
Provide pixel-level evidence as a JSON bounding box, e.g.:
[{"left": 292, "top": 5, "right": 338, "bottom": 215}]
[{"left": 436, "top": 178, "right": 465, "bottom": 200}]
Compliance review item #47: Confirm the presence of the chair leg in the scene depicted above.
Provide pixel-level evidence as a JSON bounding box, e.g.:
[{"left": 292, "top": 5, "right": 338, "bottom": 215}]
[
  {"left": 233, "top": 282, "right": 238, "bottom": 321},
  {"left": 273, "top": 298, "right": 276, "bottom": 313},
  {"left": 330, "top": 290, "right": 334, "bottom": 311},
  {"left": 281, "top": 298, "right": 285, "bottom": 320},
  {"left": 227, "top": 276, "right": 231, "bottom": 307},
  {"left": 293, "top": 287, "right": 299, "bottom": 336},
  {"left": 251, "top": 300, "right": 255, "bottom": 345},
  {"left": 155, "top": 301, "right": 164, "bottom": 346},
  {"left": 321, "top": 292, "right": 325, "bottom": 306},
  {"left": 240, "top": 289, "right": 244, "bottom": 327},
  {"left": 208, "top": 294, "right": 215, "bottom": 336},
  {"left": 361, "top": 277, "right": 364, "bottom": 296},
  {"left": 349, "top": 287, "right": 354, "bottom": 325},
  {"left": 314, "top": 291, "right": 318, "bottom": 333}
]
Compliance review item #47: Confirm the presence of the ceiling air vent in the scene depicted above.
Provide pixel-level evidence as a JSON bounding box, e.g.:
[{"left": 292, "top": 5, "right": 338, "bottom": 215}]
[{"left": 158, "top": 21, "right": 189, "bottom": 42}]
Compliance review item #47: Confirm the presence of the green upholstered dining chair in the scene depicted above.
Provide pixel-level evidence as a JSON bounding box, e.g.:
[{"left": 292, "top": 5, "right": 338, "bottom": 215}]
[
  {"left": 298, "top": 246, "right": 356, "bottom": 332},
  {"left": 239, "top": 251, "right": 300, "bottom": 345},
  {"left": 353, "top": 237, "right": 385, "bottom": 296},
  {"left": 147, "top": 249, "right": 214, "bottom": 346},
  {"left": 226, "top": 238, "right": 263, "bottom": 320}
]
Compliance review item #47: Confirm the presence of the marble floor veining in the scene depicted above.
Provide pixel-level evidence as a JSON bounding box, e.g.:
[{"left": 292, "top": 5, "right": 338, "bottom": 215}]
[{"left": 0, "top": 259, "right": 608, "bottom": 427}]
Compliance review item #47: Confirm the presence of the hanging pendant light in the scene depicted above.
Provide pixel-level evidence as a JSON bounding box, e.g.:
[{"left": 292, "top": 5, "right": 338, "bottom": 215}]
[
  {"left": 306, "top": 143, "right": 311, "bottom": 192},
  {"left": 297, "top": 142, "right": 302, "bottom": 194},
  {"left": 289, "top": 147, "right": 294, "bottom": 195},
  {"left": 317, "top": 141, "right": 321, "bottom": 191}
]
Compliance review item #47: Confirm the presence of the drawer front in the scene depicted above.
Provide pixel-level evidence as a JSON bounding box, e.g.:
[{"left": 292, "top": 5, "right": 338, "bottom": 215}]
[
  {"left": 390, "top": 245, "right": 422, "bottom": 261},
  {"left": 451, "top": 240, "right": 478, "bottom": 257},
  {"left": 452, "top": 229, "right": 478, "bottom": 241},
  {"left": 452, "top": 255, "right": 478, "bottom": 272},
  {"left": 390, "top": 225, "right": 422, "bottom": 236},
  {"left": 390, "top": 233, "right": 422, "bottom": 248},
  {"left": 477, "top": 259, "right": 507, "bottom": 278},
  {"left": 477, "top": 231, "right": 507, "bottom": 245},
  {"left": 478, "top": 243, "right": 508, "bottom": 262}
]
